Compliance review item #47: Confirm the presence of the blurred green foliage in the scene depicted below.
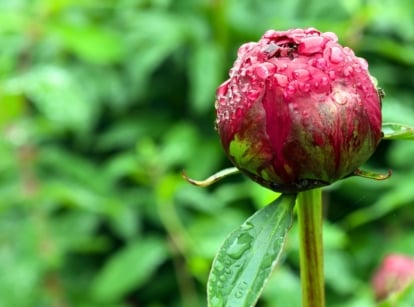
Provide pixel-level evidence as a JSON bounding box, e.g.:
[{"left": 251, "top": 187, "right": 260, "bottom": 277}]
[{"left": 1, "top": 0, "right": 414, "bottom": 306}]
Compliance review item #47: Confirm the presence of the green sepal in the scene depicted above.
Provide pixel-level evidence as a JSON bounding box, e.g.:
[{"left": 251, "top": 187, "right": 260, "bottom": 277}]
[{"left": 182, "top": 167, "right": 240, "bottom": 187}]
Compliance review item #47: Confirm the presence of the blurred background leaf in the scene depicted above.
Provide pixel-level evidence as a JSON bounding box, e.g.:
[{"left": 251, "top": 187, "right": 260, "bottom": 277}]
[{"left": 0, "top": 0, "right": 413, "bottom": 306}]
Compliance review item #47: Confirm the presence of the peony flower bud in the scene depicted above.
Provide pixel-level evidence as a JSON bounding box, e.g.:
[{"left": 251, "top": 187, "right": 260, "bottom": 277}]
[
  {"left": 371, "top": 254, "right": 414, "bottom": 301},
  {"left": 215, "top": 28, "right": 382, "bottom": 193}
]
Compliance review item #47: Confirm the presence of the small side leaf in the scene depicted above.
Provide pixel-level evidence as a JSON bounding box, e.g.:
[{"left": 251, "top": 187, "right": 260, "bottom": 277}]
[
  {"left": 382, "top": 123, "right": 414, "bottom": 140},
  {"left": 207, "top": 193, "right": 297, "bottom": 307},
  {"left": 91, "top": 237, "right": 168, "bottom": 302}
]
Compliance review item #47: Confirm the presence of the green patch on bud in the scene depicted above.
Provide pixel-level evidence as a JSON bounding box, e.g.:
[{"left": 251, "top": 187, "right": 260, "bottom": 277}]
[{"left": 229, "top": 135, "right": 273, "bottom": 182}]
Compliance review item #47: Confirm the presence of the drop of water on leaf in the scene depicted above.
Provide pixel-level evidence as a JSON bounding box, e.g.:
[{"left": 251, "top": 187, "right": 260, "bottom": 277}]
[
  {"left": 227, "top": 233, "right": 253, "bottom": 259},
  {"left": 241, "top": 221, "right": 254, "bottom": 231},
  {"left": 210, "top": 295, "right": 224, "bottom": 307},
  {"left": 215, "top": 260, "right": 225, "bottom": 272},
  {"left": 234, "top": 281, "right": 249, "bottom": 298},
  {"left": 209, "top": 273, "right": 217, "bottom": 282}
]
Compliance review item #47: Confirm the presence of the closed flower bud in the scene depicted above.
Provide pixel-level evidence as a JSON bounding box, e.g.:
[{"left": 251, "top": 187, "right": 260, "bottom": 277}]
[
  {"left": 215, "top": 28, "right": 382, "bottom": 193},
  {"left": 372, "top": 254, "right": 414, "bottom": 301}
]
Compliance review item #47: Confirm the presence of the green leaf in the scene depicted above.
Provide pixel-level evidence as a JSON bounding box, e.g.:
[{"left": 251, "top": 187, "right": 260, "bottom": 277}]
[
  {"left": 92, "top": 237, "right": 168, "bottom": 302},
  {"left": 382, "top": 123, "right": 414, "bottom": 140},
  {"left": 49, "top": 23, "right": 124, "bottom": 64},
  {"left": 188, "top": 42, "right": 223, "bottom": 114},
  {"left": 13, "top": 65, "right": 97, "bottom": 132},
  {"left": 207, "top": 193, "right": 297, "bottom": 307}
]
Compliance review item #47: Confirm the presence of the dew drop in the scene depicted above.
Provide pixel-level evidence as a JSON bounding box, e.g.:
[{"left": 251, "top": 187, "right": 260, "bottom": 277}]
[
  {"left": 227, "top": 233, "right": 253, "bottom": 259},
  {"left": 352, "top": 63, "right": 362, "bottom": 73},
  {"left": 278, "top": 63, "right": 288, "bottom": 71},
  {"left": 358, "top": 57, "right": 368, "bottom": 70},
  {"left": 344, "top": 66, "right": 353, "bottom": 77},
  {"left": 333, "top": 87, "right": 349, "bottom": 105},
  {"left": 293, "top": 69, "right": 310, "bottom": 80},
  {"left": 238, "top": 42, "right": 255, "bottom": 57},
  {"left": 216, "top": 80, "right": 230, "bottom": 97},
  {"left": 234, "top": 281, "right": 249, "bottom": 299},
  {"left": 209, "top": 274, "right": 217, "bottom": 282},
  {"left": 307, "top": 58, "right": 316, "bottom": 66},
  {"left": 274, "top": 73, "right": 288, "bottom": 87},
  {"left": 287, "top": 83, "right": 296, "bottom": 93},
  {"left": 298, "top": 36, "right": 325, "bottom": 54},
  {"left": 316, "top": 58, "right": 327, "bottom": 69},
  {"left": 219, "top": 275, "right": 226, "bottom": 282},
  {"left": 254, "top": 63, "right": 276, "bottom": 79},
  {"left": 298, "top": 82, "right": 311, "bottom": 93},
  {"left": 343, "top": 46, "right": 355, "bottom": 56},
  {"left": 329, "top": 46, "right": 344, "bottom": 64},
  {"left": 328, "top": 70, "right": 336, "bottom": 80},
  {"left": 322, "top": 31, "right": 338, "bottom": 42},
  {"left": 215, "top": 260, "right": 225, "bottom": 272},
  {"left": 241, "top": 221, "right": 254, "bottom": 231},
  {"left": 210, "top": 295, "right": 224, "bottom": 307}
]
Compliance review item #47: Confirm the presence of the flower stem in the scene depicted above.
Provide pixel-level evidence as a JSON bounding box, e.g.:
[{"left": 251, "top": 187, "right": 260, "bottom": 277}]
[{"left": 297, "top": 188, "right": 325, "bottom": 307}]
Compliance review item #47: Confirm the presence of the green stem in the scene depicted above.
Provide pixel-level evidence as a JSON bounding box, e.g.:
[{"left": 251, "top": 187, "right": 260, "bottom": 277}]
[{"left": 297, "top": 188, "right": 325, "bottom": 307}]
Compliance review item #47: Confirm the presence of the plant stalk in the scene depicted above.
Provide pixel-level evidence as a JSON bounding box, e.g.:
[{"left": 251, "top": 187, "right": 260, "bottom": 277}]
[{"left": 297, "top": 188, "right": 325, "bottom": 307}]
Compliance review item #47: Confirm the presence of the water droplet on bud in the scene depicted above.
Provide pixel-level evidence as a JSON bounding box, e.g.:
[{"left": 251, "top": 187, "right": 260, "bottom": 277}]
[
  {"left": 274, "top": 73, "right": 288, "bottom": 87},
  {"left": 293, "top": 69, "right": 310, "bottom": 80},
  {"left": 298, "top": 36, "right": 325, "bottom": 54},
  {"left": 329, "top": 46, "right": 344, "bottom": 64},
  {"left": 254, "top": 63, "right": 276, "bottom": 79},
  {"left": 344, "top": 66, "right": 353, "bottom": 77}
]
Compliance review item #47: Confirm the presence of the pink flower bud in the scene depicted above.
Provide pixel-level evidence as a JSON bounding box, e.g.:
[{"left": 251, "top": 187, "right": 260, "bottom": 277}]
[
  {"left": 372, "top": 254, "right": 414, "bottom": 300},
  {"left": 215, "top": 28, "right": 382, "bottom": 192}
]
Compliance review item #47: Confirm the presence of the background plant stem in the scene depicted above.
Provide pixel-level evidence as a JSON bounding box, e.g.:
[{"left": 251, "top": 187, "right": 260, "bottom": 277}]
[{"left": 297, "top": 189, "right": 325, "bottom": 307}]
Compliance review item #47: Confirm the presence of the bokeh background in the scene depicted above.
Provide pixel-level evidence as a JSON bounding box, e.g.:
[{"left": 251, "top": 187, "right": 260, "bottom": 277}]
[{"left": 1, "top": 0, "right": 414, "bottom": 306}]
